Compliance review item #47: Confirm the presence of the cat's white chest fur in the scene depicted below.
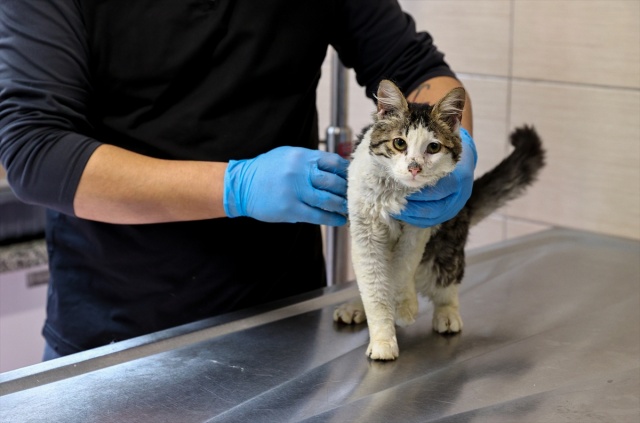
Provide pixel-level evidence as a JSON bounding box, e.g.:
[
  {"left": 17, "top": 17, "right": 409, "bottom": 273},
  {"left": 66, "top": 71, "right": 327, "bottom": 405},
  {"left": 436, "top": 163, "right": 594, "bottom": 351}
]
[{"left": 348, "top": 137, "right": 428, "bottom": 244}]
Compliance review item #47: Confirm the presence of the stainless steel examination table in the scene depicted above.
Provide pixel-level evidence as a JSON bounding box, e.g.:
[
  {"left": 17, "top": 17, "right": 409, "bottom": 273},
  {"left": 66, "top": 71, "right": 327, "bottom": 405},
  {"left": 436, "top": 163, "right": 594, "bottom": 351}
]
[{"left": 1, "top": 228, "right": 639, "bottom": 422}]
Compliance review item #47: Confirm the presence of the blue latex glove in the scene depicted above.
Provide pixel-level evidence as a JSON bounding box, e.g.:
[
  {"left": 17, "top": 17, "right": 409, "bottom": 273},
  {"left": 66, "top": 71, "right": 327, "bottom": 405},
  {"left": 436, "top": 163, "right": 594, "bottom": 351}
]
[
  {"left": 395, "top": 128, "right": 478, "bottom": 227},
  {"left": 224, "top": 146, "right": 349, "bottom": 226}
]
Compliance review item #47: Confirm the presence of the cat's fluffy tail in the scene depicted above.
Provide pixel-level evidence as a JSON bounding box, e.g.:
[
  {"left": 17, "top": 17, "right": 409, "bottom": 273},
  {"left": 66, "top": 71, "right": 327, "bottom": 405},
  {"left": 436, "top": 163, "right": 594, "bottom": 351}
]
[{"left": 465, "top": 125, "right": 545, "bottom": 226}]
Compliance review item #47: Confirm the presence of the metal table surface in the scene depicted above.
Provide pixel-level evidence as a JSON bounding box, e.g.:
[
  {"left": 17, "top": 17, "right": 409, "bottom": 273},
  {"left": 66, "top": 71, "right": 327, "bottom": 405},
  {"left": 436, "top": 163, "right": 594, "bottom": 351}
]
[{"left": 1, "top": 228, "right": 639, "bottom": 422}]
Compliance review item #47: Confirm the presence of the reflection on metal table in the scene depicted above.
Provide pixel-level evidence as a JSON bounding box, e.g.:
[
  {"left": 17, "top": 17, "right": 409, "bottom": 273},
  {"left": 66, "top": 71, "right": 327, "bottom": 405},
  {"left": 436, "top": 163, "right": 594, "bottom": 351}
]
[{"left": 1, "top": 228, "right": 639, "bottom": 422}]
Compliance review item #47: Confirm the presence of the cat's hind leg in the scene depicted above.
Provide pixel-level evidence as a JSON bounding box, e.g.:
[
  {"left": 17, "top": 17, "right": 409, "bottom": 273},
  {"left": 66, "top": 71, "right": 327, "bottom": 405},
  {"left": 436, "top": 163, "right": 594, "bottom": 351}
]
[
  {"left": 415, "top": 260, "right": 463, "bottom": 334},
  {"left": 394, "top": 286, "right": 418, "bottom": 327},
  {"left": 392, "top": 226, "right": 431, "bottom": 327},
  {"left": 430, "top": 284, "right": 463, "bottom": 333}
]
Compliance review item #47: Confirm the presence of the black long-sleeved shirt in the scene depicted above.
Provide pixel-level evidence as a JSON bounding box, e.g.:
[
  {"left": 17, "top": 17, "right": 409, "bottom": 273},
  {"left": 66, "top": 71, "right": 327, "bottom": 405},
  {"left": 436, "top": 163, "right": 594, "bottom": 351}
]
[{"left": 0, "top": 0, "right": 455, "bottom": 355}]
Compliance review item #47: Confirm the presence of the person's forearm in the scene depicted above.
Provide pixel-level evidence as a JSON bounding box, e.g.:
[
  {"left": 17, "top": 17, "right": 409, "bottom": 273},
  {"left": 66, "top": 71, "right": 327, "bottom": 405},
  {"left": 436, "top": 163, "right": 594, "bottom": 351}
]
[
  {"left": 408, "top": 76, "right": 473, "bottom": 136},
  {"left": 73, "top": 144, "right": 227, "bottom": 224}
]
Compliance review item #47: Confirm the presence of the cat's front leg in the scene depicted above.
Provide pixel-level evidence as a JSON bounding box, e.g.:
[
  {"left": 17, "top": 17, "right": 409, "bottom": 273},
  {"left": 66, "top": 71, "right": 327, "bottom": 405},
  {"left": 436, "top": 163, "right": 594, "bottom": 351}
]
[
  {"left": 365, "top": 316, "right": 399, "bottom": 360},
  {"left": 357, "top": 265, "right": 400, "bottom": 360},
  {"left": 333, "top": 297, "right": 366, "bottom": 324},
  {"left": 350, "top": 220, "right": 400, "bottom": 360}
]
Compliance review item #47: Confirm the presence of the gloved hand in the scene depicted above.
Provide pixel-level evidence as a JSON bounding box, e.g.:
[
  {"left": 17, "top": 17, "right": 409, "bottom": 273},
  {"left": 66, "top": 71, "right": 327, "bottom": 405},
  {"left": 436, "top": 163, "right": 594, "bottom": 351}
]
[
  {"left": 224, "top": 146, "right": 349, "bottom": 226},
  {"left": 395, "top": 128, "right": 477, "bottom": 227}
]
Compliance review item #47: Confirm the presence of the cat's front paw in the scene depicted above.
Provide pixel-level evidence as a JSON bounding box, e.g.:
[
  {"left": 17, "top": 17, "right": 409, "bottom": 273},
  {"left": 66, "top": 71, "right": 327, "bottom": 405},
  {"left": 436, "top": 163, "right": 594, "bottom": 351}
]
[
  {"left": 366, "top": 337, "right": 399, "bottom": 361},
  {"left": 432, "top": 306, "right": 463, "bottom": 333},
  {"left": 333, "top": 301, "right": 367, "bottom": 325}
]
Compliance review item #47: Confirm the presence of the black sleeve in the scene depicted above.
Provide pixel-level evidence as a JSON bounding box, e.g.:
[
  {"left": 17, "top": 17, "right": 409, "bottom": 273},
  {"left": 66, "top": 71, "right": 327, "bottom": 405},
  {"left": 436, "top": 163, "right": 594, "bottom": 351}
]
[
  {"left": 331, "top": 0, "right": 456, "bottom": 99},
  {"left": 0, "top": 0, "right": 100, "bottom": 215}
]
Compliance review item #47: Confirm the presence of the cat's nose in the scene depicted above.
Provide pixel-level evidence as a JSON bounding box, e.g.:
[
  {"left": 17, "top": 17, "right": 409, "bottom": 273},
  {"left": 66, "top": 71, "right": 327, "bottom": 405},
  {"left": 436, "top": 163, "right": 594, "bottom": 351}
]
[{"left": 408, "top": 161, "right": 422, "bottom": 176}]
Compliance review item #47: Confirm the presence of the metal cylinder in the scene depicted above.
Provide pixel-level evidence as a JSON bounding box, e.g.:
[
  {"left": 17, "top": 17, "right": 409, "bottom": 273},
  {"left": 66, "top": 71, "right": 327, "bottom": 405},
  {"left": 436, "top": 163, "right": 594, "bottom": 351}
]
[{"left": 324, "top": 51, "right": 353, "bottom": 286}]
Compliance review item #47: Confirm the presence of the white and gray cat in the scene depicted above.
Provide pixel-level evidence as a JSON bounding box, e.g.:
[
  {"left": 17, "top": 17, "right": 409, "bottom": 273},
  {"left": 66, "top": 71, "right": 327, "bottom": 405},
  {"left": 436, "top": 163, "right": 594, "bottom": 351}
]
[{"left": 334, "top": 79, "right": 545, "bottom": 360}]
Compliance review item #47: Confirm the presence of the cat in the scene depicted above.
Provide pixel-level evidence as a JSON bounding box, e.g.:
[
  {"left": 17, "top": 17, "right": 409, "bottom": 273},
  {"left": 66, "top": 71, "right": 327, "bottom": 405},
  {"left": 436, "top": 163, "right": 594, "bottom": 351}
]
[{"left": 334, "top": 79, "right": 545, "bottom": 361}]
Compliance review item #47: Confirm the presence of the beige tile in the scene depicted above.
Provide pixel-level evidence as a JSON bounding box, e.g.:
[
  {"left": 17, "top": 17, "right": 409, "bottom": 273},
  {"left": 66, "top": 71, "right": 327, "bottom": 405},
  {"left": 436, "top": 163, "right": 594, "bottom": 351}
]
[
  {"left": 458, "top": 76, "right": 510, "bottom": 177},
  {"left": 467, "top": 214, "right": 507, "bottom": 250},
  {"left": 513, "top": 0, "right": 640, "bottom": 88},
  {"left": 506, "top": 217, "right": 552, "bottom": 240},
  {"left": 400, "top": 0, "right": 511, "bottom": 76},
  {"left": 508, "top": 81, "right": 640, "bottom": 240}
]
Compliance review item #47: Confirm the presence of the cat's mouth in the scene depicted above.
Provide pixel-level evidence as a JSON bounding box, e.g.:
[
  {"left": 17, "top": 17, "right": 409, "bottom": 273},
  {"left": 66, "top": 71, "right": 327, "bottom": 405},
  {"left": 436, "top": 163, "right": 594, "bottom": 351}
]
[{"left": 400, "top": 172, "right": 427, "bottom": 188}]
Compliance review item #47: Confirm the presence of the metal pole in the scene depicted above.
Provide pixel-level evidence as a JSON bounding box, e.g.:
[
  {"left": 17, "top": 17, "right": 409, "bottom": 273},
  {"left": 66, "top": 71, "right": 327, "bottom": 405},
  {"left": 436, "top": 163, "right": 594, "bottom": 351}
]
[{"left": 325, "top": 51, "right": 352, "bottom": 286}]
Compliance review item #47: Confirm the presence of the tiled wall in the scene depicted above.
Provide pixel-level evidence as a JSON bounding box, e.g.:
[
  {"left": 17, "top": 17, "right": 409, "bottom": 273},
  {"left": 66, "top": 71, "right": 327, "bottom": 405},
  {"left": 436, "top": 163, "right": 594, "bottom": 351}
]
[{"left": 318, "top": 0, "right": 640, "bottom": 251}]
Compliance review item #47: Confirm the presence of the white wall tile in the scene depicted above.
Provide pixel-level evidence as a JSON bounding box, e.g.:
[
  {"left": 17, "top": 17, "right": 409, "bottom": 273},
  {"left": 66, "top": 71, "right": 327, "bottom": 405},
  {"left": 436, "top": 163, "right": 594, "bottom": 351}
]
[
  {"left": 458, "top": 76, "right": 510, "bottom": 177},
  {"left": 467, "top": 214, "right": 507, "bottom": 250},
  {"left": 513, "top": 0, "right": 640, "bottom": 88},
  {"left": 508, "top": 81, "right": 640, "bottom": 240},
  {"left": 506, "top": 217, "right": 551, "bottom": 240},
  {"left": 400, "top": 0, "right": 512, "bottom": 76}
]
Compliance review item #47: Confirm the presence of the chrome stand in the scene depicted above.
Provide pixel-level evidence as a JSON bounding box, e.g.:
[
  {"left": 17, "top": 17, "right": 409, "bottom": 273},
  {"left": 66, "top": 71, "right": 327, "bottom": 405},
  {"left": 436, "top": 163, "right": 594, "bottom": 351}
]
[{"left": 324, "top": 51, "right": 353, "bottom": 286}]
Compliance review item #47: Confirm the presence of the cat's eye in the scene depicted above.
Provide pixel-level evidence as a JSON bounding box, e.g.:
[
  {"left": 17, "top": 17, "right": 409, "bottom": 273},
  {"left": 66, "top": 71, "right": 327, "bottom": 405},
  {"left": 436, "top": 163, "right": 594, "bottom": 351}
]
[
  {"left": 392, "top": 138, "right": 407, "bottom": 151},
  {"left": 426, "top": 142, "right": 442, "bottom": 154}
]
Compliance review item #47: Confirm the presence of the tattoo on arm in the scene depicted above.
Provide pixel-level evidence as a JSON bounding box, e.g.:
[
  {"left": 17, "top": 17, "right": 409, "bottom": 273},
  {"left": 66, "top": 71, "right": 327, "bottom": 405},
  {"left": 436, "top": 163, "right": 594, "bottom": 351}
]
[{"left": 410, "top": 82, "right": 431, "bottom": 102}]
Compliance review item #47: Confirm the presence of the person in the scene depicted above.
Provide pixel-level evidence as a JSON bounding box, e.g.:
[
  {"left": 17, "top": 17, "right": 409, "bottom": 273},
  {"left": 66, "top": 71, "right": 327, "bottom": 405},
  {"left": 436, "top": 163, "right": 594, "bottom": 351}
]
[{"left": 0, "top": 0, "right": 476, "bottom": 359}]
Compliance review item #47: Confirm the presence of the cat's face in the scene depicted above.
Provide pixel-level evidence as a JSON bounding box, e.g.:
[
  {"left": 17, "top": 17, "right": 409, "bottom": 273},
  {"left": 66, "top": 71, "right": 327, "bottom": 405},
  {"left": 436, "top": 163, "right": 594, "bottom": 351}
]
[{"left": 368, "top": 80, "right": 465, "bottom": 189}]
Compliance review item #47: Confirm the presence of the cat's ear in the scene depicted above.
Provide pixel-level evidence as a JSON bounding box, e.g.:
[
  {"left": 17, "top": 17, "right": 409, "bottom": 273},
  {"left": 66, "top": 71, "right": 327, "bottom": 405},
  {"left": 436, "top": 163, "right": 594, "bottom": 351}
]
[
  {"left": 375, "top": 80, "right": 408, "bottom": 120},
  {"left": 431, "top": 87, "right": 466, "bottom": 131}
]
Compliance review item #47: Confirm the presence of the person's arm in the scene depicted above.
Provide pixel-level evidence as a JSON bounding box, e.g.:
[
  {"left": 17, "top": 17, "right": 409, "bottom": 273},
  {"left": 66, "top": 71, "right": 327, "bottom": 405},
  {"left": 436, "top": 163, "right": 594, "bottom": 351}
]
[
  {"left": 74, "top": 144, "right": 350, "bottom": 226},
  {"left": 73, "top": 145, "right": 227, "bottom": 223}
]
